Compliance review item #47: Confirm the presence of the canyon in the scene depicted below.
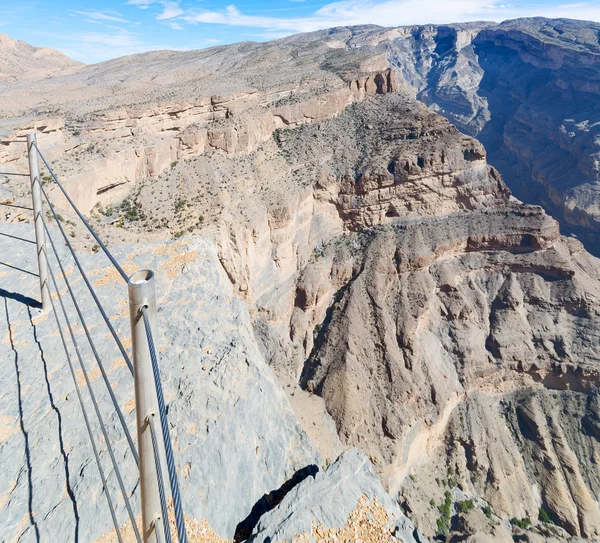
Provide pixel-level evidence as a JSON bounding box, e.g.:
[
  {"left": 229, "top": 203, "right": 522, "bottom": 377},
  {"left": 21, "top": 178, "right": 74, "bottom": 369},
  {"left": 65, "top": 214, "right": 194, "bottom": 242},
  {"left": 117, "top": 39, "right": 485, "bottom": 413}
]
[{"left": 1, "top": 17, "right": 600, "bottom": 543}]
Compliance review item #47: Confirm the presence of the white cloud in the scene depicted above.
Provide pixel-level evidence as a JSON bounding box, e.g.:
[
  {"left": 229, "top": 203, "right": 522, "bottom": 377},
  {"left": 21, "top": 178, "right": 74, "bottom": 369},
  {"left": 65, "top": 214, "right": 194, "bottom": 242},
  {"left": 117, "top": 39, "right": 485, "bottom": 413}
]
[
  {"left": 127, "top": 0, "right": 156, "bottom": 6},
  {"left": 167, "top": 21, "right": 184, "bottom": 30},
  {"left": 128, "top": 0, "right": 184, "bottom": 20},
  {"left": 71, "top": 10, "right": 130, "bottom": 24},
  {"left": 157, "top": 1, "right": 184, "bottom": 20},
  {"left": 181, "top": 0, "right": 600, "bottom": 32},
  {"left": 35, "top": 28, "right": 167, "bottom": 63}
]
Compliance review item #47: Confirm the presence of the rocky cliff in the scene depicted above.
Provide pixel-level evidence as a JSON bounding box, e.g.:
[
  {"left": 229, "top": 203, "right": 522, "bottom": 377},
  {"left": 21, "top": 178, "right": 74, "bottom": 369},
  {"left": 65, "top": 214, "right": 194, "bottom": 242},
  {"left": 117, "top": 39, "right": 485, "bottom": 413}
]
[
  {"left": 1, "top": 20, "right": 600, "bottom": 543},
  {"left": 379, "top": 18, "right": 600, "bottom": 254},
  {"left": 4, "top": 18, "right": 600, "bottom": 256}
]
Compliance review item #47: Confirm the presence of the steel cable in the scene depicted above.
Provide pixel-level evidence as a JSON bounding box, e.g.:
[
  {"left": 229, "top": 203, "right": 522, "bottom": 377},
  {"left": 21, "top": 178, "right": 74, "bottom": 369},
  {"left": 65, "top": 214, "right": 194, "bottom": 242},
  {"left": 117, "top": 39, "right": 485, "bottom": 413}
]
[
  {"left": 141, "top": 306, "right": 188, "bottom": 543},
  {"left": 41, "top": 217, "right": 139, "bottom": 467},
  {"left": 32, "top": 141, "right": 189, "bottom": 541},
  {"left": 37, "top": 181, "right": 134, "bottom": 375},
  {"left": 45, "top": 262, "right": 124, "bottom": 543},
  {"left": 148, "top": 413, "right": 173, "bottom": 543},
  {"left": 45, "top": 251, "right": 142, "bottom": 543},
  {"left": 0, "top": 202, "right": 33, "bottom": 211},
  {"left": 34, "top": 143, "right": 129, "bottom": 282}
]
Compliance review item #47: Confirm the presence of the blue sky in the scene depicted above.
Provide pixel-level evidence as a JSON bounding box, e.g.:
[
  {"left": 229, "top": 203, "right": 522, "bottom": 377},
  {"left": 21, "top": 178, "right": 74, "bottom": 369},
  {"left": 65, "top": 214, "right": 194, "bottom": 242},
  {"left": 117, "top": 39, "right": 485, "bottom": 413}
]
[{"left": 2, "top": 0, "right": 600, "bottom": 64}]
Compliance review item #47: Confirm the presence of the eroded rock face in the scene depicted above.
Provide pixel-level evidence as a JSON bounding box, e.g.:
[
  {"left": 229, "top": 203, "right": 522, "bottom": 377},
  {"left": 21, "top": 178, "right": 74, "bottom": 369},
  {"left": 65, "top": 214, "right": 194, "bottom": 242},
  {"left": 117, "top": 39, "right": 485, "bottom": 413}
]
[
  {"left": 379, "top": 18, "right": 600, "bottom": 253},
  {"left": 249, "top": 95, "right": 600, "bottom": 539},
  {"left": 3, "top": 18, "right": 599, "bottom": 243}
]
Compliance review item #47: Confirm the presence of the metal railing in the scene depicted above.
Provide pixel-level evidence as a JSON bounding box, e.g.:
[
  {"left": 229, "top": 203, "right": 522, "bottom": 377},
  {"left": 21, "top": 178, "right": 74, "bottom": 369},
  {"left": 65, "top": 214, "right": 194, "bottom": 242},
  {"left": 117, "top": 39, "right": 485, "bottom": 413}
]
[{"left": 3, "top": 133, "right": 189, "bottom": 542}]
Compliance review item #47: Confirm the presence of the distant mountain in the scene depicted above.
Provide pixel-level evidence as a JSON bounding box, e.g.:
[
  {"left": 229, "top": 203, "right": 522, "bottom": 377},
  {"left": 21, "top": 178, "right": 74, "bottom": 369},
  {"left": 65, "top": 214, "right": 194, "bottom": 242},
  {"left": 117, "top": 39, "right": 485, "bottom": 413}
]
[{"left": 0, "top": 34, "right": 83, "bottom": 82}]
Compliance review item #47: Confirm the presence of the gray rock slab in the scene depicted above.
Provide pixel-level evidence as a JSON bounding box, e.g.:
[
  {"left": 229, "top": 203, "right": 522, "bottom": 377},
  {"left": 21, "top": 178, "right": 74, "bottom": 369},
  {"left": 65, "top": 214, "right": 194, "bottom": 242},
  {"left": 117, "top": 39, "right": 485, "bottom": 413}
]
[
  {"left": 250, "top": 448, "right": 424, "bottom": 543},
  {"left": 0, "top": 222, "right": 319, "bottom": 541}
]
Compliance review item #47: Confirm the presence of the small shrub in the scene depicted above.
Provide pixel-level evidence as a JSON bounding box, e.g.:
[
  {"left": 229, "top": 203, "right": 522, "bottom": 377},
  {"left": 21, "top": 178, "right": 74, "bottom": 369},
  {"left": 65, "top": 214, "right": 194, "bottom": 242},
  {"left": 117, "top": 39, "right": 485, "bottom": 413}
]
[
  {"left": 436, "top": 517, "right": 447, "bottom": 537},
  {"left": 91, "top": 244, "right": 100, "bottom": 253},
  {"left": 125, "top": 207, "right": 139, "bottom": 221},
  {"left": 483, "top": 506, "right": 493, "bottom": 519},
  {"left": 458, "top": 499, "right": 475, "bottom": 513},
  {"left": 539, "top": 507, "right": 553, "bottom": 524},
  {"left": 510, "top": 517, "right": 532, "bottom": 529},
  {"left": 437, "top": 491, "right": 452, "bottom": 537}
]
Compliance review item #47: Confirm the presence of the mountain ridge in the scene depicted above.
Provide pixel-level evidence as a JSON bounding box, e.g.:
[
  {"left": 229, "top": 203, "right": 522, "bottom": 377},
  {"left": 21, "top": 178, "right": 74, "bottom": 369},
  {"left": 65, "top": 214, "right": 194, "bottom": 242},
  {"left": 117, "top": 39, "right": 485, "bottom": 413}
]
[{"left": 0, "top": 33, "right": 83, "bottom": 82}]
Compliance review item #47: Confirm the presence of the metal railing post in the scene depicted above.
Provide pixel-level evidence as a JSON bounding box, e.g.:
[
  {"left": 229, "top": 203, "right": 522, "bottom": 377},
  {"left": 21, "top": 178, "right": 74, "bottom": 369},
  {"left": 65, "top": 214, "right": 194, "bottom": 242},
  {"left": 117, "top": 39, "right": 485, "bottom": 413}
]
[
  {"left": 128, "top": 270, "right": 166, "bottom": 542},
  {"left": 27, "top": 133, "right": 50, "bottom": 312}
]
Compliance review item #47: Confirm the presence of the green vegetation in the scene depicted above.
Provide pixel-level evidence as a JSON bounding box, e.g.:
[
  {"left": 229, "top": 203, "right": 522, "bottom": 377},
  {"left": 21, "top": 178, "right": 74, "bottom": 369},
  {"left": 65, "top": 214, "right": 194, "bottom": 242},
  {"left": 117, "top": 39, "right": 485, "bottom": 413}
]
[
  {"left": 539, "top": 507, "right": 553, "bottom": 524},
  {"left": 436, "top": 491, "right": 452, "bottom": 537},
  {"left": 458, "top": 499, "right": 475, "bottom": 513},
  {"left": 119, "top": 198, "right": 144, "bottom": 222},
  {"left": 91, "top": 244, "right": 100, "bottom": 253},
  {"left": 483, "top": 506, "right": 493, "bottom": 519},
  {"left": 510, "top": 517, "right": 532, "bottom": 529}
]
